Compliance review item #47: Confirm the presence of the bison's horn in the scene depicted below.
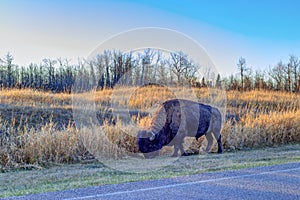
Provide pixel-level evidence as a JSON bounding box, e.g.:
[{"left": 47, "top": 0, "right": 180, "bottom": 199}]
[{"left": 149, "top": 131, "right": 155, "bottom": 141}]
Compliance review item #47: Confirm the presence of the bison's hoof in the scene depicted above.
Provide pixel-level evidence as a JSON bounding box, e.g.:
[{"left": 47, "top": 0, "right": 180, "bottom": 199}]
[{"left": 181, "top": 152, "right": 189, "bottom": 156}]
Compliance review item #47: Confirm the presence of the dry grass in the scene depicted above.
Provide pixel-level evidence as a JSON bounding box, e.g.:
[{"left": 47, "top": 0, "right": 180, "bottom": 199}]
[
  {"left": 0, "top": 121, "right": 81, "bottom": 169},
  {"left": 0, "top": 87, "right": 300, "bottom": 170},
  {"left": 222, "top": 110, "right": 300, "bottom": 149},
  {"left": 222, "top": 90, "right": 300, "bottom": 149},
  {"left": 0, "top": 88, "right": 72, "bottom": 108}
]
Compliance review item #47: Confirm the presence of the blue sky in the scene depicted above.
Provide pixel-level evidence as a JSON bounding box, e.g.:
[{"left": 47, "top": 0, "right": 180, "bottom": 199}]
[{"left": 1, "top": 0, "right": 300, "bottom": 75}]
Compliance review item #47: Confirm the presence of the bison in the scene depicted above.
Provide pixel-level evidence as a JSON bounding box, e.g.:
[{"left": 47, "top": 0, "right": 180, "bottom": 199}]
[{"left": 137, "top": 99, "right": 222, "bottom": 158}]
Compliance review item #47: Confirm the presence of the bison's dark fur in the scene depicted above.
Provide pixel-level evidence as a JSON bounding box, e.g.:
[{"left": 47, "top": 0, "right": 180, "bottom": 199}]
[{"left": 137, "top": 99, "right": 222, "bottom": 158}]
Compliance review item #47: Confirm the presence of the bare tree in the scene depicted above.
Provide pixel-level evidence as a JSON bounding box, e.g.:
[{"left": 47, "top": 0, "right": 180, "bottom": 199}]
[
  {"left": 289, "top": 55, "right": 299, "bottom": 92},
  {"left": 140, "top": 49, "right": 155, "bottom": 85},
  {"left": 228, "top": 75, "right": 239, "bottom": 90},
  {"left": 237, "top": 57, "right": 247, "bottom": 91},
  {"left": 157, "top": 58, "right": 167, "bottom": 84},
  {"left": 151, "top": 50, "right": 161, "bottom": 82},
  {"left": 124, "top": 52, "right": 135, "bottom": 86},
  {"left": 43, "top": 59, "right": 57, "bottom": 90},
  {"left": 169, "top": 51, "right": 185, "bottom": 85},
  {"left": 215, "top": 74, "right": 222, "bottom": 88},
  {"left": 285, "top": 62, "right": 293, "bottom": 92},
  {"left": 183, "top": 59, "right": 198, "bottom": 84},
  {"left": 269, "top": 61, "right": 286, "bottom": 91},
  {"left": 103, "top": 50, "right": 111, "bottom": 88},
  {"left": 254, "top": 70, "right": 267, "bottom": 90},
  {"left": 168, "top": 51, "right": 197, "bottom": 86}
]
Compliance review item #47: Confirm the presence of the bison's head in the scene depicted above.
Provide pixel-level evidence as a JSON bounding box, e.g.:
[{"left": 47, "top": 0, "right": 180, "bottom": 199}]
[{"left": 137, "top": 130, "right": 162, "bottom": 158}]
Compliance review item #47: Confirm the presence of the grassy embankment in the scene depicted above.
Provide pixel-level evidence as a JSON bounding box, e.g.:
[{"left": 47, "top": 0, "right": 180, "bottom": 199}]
[{"left": 1, "top": 144, "right": 300, "bottom": 197}]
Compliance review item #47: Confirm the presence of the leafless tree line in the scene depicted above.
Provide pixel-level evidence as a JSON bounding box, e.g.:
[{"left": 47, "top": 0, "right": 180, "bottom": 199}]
[
  {"left": 1, "top": 50, "right": 299, "bottom": 93},
  {"left": 225, "top": 55, "right": 300, "bottom": 92},
  {"left": 0, "top": 49, "right": 203, "bottom": 92}
]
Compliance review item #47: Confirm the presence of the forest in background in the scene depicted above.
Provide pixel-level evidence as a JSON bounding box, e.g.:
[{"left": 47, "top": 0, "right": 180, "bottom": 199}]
[{"left": 1, "top": 49, "right": 300, "bottom": 93}]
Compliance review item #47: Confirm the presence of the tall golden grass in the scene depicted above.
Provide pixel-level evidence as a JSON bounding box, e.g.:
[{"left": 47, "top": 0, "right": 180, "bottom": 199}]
[{"left": 0, "top": 87, "right": 300, "bottom": 169}]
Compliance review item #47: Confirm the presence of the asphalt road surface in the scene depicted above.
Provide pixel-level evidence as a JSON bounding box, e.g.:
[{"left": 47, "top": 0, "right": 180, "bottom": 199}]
[{"left": 6, "top": 162, "right": 300, "bottom": 200}]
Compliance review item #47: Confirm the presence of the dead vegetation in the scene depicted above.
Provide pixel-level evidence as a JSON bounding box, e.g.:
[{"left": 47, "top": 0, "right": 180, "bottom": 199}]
[{"left": 0, "top": 87, "right": 300, "bottom": 170}]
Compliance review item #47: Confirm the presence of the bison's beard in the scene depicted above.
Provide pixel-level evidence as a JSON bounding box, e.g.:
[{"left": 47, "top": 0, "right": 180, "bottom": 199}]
[{"left": 138, "top": 138, "right": 162, "bottom": 159}]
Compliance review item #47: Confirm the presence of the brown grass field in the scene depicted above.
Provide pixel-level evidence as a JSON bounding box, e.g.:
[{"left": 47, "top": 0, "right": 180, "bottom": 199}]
[{"left": 0, "top": 87, "right": 300, "bottom": 170}]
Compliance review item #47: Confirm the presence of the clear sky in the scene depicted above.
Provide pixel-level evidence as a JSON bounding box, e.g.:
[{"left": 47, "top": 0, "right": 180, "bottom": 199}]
[{"left": 1, "top": 0, "right": 300, "bottom": 76}]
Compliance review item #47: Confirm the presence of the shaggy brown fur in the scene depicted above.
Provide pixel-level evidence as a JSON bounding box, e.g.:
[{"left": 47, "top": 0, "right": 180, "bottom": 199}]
[{"left": 137, "top": 99, "right": 223, "bottom": 158}]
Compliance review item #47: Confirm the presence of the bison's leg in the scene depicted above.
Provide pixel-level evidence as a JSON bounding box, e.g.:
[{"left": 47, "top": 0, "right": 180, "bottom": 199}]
[
  {"left": 217, "top": 134, "right": 223, "bottom": 153},
  {"left": 172, "top": 145, "right": 180, "bottom": 157},
  {"left": 210, "top": 107, "right": 223, "bottom": 153},
  {"left": 205, "top": 132, "right": 214, "bottom": 153},
  {"left": 205, "top": 132, "right": 223, "bottom": 153},
  {"left": 174, "top": 142, "right": 189, "bottom": 156},
  {"left": 172, "top": 135, "right": 186, "bottom": 157},
  {"left": 212, "top": 131, "right": 222, "bottom": 154},
  {"left": 172, "top": 141, "right": 186, "bottom": 157}
]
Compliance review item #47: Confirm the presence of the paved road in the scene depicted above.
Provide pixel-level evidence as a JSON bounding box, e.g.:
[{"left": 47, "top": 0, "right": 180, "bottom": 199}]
[{"left": 6, "top": 162, "right": 300, "bottom": 200}]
